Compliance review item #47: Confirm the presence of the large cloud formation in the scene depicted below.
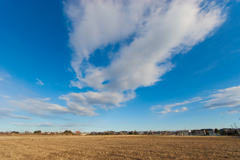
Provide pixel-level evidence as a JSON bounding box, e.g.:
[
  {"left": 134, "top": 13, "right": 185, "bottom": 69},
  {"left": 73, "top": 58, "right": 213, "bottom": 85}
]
[
  {"left": 62, "top": 0, "right": 226, "bottom": 115},
  {"left": 62, "top": 0, "right": 227, "bottom": 115}
]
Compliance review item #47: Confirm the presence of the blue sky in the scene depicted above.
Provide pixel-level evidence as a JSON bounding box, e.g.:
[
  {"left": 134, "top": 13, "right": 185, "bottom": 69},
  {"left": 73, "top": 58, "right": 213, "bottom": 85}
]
[{"left": 0, "top": 0, "right": 240, "bottom": 132}]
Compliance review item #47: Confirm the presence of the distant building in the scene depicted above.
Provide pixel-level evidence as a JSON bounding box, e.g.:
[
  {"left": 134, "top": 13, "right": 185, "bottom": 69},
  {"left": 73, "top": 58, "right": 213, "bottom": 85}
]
[
  {"left": 176, "top": 130, "right": 191, "bottom": 136},
  {"left": 191, "top": 130, "right": 206, "bottom": 136},
  {"left": 155, "top": 131, "right": 160, "bottom": 135},
  {"left": 81, "top": 132, "right": 87, "bottom": 136},
  {"left": 120, "top": 131, "right": 128, "bottom": 135},
  {"left": 138, "top": 131, "right": 144, "bottom": 135},
  {"left": 201, "top": 129, "right": 214, "bottom": 134},
  {"left": 210, "top": 133, "right": 220, "bottom": 136}
]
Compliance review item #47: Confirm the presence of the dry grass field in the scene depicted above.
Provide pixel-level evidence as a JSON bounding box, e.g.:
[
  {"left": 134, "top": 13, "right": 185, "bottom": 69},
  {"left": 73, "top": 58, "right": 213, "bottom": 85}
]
[{"left": 0, "top": 135, "right": 239, "bottom": 159}]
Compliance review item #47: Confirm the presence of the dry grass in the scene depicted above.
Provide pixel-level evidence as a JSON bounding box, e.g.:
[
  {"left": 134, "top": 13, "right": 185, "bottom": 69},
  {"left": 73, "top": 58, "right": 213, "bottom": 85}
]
[{"left": 0, "top": 135, "right": 239, "bottom": 159}]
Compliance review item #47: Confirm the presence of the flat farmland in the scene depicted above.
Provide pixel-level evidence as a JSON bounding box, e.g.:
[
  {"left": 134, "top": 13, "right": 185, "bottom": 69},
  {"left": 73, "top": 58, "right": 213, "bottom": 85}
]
[{"left": 0, "top": 135, "right": 239, "bottom": 159}]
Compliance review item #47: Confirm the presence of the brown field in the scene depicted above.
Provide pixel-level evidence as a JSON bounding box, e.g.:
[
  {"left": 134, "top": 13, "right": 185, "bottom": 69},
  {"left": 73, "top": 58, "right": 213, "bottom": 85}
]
[{"left": 0, "top": 135, "right": 239, "bottom": 159}]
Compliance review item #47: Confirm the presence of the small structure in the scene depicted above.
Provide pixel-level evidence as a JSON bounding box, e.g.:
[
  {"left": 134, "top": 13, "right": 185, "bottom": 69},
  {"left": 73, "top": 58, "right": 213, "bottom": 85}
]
[
  {"left": 176, "top": 130, "right": 191, "bottom": 136},
  {"left": 201, "top": 129, "right": 214, "bottom": 134},
  {"left": 120, "top": 131, "right": 128, "bottom": 135},
  {"left": 81, "top": 132, "right": 87, "bottom": 136},
  {"left": 210, "top": 133, "right": 220, "bottom": 136},
  {"left": 191, "top": 130, "right": 206, "bottom": 136}
]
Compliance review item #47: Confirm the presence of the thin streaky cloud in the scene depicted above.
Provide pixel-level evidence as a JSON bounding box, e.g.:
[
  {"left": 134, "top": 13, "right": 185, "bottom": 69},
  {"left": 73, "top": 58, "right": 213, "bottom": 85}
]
[
  {"left": 204, "top": 85, "right": 240, "bottom": 110},
  {"left": 151, "top": 97, "right": 202, "bottom": 114},
  {"left": 0, "top": 108, "right": 32, "bottom": 119},
  {"left": 0, "top": 73, "right": 10, "bottom": 81},
  {"left": 225, "top": 110, "right": 240, "bottom": 114},
  {"left": 37, "top": 98, "right": 50, "bottom": 101},
  {"left": 0, "top": 95, "right": 10, "bottom": 98},
  {"left": 10, "top": 98, "right": 98, "bottom": 116},
  {"left": 36, "top": 78, "right": 44, "bottom": 85},
  {"left": 10, "top": 122, "right": 54, "bottom": 127},
  {"left": 172, "top": 107, "right": 188, "bottom": 113}
]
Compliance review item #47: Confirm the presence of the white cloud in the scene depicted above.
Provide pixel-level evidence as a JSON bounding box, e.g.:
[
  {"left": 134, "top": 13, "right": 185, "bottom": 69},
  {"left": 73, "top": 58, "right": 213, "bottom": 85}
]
[
  {"left": 0, "top": 95, "right": 10, "bottom": 98},
  {"left": 36, "top": 78, "right": 44, "bottom": 85},
  {"left": 59, "top": 91, "right": 135, "bottom": 110},
  {"left": 172, "top": 107, "right": 188, "bottom": 112},
  {"left": 10, "top": 122, "right": 55, "bottom": 127},
  {"left": 204, "top": 85, "right": 240, "bottom": 109},
  {"left": 225, "top": 110, "right": 240, "bottom": 114},
  {"left": 38, "top": 98, "right": 50, "bottom": 101},
  {"left": 10, "top": 98, "right": 98, "bottom": 116},
  {"left": 63, "top": 0, "right": 227, "bottom": 109},
  {"left": 151, "top": 97, "right": 201, "bottom": 114},
  {"left": 0, "top": 73, "right": 11, "bottom": 81},
  {"left": 0, "top": 108, "right": 32, "bottom": 119},
  {"left": 65, "top": 0, "right": 226, "bottom": 91},
  {"left": 10, "top": 122, "right": 88, "bottom": 128},
  {"left": 151, "top": 85, "right": 240, "bottom": 114},
  {"left": 150, "top": 105, "right": 162, "bottom": 111},
  {"left": 68, "top": 68, "right": 73, "bottom": 72}
]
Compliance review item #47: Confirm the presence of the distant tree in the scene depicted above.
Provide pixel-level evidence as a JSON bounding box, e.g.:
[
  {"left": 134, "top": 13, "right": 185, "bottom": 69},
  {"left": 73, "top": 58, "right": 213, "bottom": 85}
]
[
  {"left": 191, "top": 130, "right": 196, "bottom": 135},
  {"left": 234, "top": 130, "right": 239, "bottom": 136},
  {"left": 221, "top": 130, "right": 226, "bottom": 135},
  {"left": 63, "top": 130, "right": 72, "bottom": 134},
  {"left": 205, "top": 130, "right": 210, "bottom": 135},
  {"left": 129, "top": 131, "right": 133, "bottom": 135},
  {"left": 215, "top": 128, "right": 220, "bottom": 134},
  {"left": 134, "top": 130, "right": 138, "bottom": 135},
  {"left": 34, "top": 130, "right": 41, "bottom": 134}
]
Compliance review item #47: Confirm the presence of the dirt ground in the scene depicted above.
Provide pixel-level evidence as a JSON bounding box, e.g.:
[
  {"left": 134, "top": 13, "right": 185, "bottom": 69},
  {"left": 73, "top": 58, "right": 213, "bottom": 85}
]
[{"left": 0, "top": 135, "right": 239, "bottom": 159}]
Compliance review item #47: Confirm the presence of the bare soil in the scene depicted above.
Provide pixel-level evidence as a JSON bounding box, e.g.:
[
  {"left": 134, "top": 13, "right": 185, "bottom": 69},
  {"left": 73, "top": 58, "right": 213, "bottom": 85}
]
[{"left": 0, "top": 135, "right": 239, "bottom": 159}]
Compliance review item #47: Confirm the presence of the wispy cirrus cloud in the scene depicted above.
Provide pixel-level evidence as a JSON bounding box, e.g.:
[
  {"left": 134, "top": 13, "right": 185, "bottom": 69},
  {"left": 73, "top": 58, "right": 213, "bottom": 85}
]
[
  {"left": 10, "top": 98, "right": 98, "bottom": 116},
  {"left": 10, "top": 122, "right": 88, "bottom": 128},
  {"left": 0, "top": 73, "right": 11, "bottom": 81},
  {"left": 10, "top": 122, "right": 54, "bottom": 127},
  {"left": 151, "top": 97, "right": 202, "bottom": 114},
  {"left": 204, "top": 85, "right": 240, "bottom": 111},
  {"left": 37, "top": 98, "right": 50, "bottom": 101},
  {"left": 63, "top": 0, "right": 227, "bottom": 112},
  {"left": 36, "top": 78, "right": 44, "bottom": 85},
  {"left": 0, "top": 108, "right": 32, "bottom": 119},
  {"left": 172, "top": 107, "right": 188, "bottom": 113},
  {"left": 152, "top": 85, "right": 240, "bottom": 115},
  {"left": 0, "top": 95, "right": 10, "bottom": 98},
  {"left": 225, "top": 110, "right": 240, "bottom": 114}
]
